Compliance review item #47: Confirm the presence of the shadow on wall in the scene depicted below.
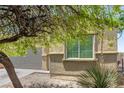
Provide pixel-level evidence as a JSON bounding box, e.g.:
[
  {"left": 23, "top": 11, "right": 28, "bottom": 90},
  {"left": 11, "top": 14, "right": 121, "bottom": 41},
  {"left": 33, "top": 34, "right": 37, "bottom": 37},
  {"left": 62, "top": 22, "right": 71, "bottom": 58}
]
[
  {"left": 10, "top": 48, "right": 42, "bottom": 70},
  {"left": 50, "top": 53, "right": 117, "bottom": 72},
  {"left": 63, "top": 61, "right": 96, "bottom": 71},
  {"left": 50, "top": 54, "right": 96, "bottom": 71}
]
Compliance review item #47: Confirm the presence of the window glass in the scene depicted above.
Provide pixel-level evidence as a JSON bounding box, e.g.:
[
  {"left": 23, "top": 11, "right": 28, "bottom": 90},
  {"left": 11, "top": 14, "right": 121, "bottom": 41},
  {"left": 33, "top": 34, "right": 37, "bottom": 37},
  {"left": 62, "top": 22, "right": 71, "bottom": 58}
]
[
  {"left": 66, "top": 35, "right": 93, "bottom": 59},
  {"left": 67, "top": 40, "right": 78, "bottom": 58},
  {"left": 80, "top": 35, "right": 93, "bottom": 58}
]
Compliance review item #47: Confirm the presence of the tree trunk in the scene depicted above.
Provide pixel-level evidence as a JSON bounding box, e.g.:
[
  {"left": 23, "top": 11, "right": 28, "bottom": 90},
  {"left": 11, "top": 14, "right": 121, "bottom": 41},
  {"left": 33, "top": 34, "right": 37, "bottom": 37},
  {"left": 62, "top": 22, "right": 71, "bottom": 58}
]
[
  {"left": 100, "top": 32, "right": 104, "bottom": 63},
  {"left": 0, "top": 51, "right": 23, "bottom": 88}
]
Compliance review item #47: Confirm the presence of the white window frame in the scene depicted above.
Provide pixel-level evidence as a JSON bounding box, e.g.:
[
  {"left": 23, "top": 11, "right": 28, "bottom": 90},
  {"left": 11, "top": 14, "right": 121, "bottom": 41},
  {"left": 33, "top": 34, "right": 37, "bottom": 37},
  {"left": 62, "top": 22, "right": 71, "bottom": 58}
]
[{"left": 64, "top": 35, "right": 95, "bottom": 61}]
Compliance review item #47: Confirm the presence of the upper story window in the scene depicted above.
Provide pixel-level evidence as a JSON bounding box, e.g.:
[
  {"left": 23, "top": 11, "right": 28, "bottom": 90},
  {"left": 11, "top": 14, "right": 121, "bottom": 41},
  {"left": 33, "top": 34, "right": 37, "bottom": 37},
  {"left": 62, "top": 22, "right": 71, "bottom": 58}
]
[{"left": 65, "top": 35, "right": 95, "bottom": 59}]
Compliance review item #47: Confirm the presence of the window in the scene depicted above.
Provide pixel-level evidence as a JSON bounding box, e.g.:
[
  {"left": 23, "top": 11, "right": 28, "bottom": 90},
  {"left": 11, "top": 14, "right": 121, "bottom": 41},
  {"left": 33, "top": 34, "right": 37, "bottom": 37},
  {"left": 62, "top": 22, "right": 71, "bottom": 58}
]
[{"left": 65, "top": 35, "right": 94, "bottom": 59}]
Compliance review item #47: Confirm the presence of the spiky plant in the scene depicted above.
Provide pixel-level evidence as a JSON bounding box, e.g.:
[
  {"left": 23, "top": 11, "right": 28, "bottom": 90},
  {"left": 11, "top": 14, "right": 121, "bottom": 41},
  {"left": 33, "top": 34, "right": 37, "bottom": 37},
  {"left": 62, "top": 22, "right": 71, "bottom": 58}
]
[{"left": 77, "top": 64, "right": 118, "bottom": 88}]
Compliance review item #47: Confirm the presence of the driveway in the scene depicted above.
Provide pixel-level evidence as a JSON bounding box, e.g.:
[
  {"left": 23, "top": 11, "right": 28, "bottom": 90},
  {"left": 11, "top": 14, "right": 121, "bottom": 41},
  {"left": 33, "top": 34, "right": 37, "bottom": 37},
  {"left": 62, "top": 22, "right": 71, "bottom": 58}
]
[{"left": 0, "top": 68, "right": 49, "bottom": 86}]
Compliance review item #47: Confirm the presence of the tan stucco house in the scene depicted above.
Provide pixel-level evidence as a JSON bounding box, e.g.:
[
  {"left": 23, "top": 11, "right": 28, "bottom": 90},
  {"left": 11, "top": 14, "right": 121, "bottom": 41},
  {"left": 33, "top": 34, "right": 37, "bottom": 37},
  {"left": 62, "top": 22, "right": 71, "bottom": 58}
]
[{"left": 42, "top": 30, "right": 118, "bottom": 77}]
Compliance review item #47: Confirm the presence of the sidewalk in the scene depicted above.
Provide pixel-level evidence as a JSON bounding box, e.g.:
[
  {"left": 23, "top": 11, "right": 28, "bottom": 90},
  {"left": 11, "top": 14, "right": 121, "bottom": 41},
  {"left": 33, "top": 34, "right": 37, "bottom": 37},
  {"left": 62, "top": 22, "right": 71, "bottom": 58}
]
[{"left": 0, "top": 68, "right": 49, "bottom": 86}]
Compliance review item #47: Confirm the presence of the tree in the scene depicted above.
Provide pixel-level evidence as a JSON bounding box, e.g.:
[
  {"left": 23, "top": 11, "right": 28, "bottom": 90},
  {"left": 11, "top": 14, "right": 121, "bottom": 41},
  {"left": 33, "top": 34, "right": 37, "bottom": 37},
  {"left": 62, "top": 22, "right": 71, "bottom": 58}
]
[
  {"left": 0, "top": 51, "right": 23, "bottom": 88},
  {"left": 0, "top": 5, "right": 123, "bottom": 88},
  {"left": 0, "top": 5, "right": 65, "bottom": 88}
]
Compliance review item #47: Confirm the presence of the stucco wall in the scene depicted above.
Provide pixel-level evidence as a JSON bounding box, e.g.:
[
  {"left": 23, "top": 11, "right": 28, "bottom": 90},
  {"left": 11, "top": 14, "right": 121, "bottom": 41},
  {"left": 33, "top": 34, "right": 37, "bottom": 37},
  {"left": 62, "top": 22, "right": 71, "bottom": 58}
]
[
  {"left": 49, "top": 44, "right": 64, "bottom": 54},
  {"left": 42, "top": 31, "right": 118, "bottom": 76},
  {"left": 42, "top": 55, "right": 50, "bottom": 70},
  {"left": 49, "top": 53, "right": 117, "bottom": 76},
  {"left": 96, "top": 30, "right": 117, "bottom": 52},
  {"left": 50, "top": 54, "right": 90, "bottom": 75},
  {"left": 42, "top": 31, "right": 117, "bottom": 56}
]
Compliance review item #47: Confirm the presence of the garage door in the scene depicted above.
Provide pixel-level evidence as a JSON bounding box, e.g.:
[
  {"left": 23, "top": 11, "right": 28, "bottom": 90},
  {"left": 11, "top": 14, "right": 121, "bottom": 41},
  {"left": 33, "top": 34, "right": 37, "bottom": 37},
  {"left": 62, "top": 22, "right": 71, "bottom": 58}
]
[{"left": 10, "top": 49, "right": 42, "bottom": 70}]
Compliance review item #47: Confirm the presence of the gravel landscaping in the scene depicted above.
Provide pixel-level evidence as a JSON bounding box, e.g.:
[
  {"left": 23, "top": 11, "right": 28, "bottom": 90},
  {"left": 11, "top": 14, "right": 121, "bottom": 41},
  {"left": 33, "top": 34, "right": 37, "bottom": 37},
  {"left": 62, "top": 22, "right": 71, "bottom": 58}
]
[
  {"left": 0, "top": 72, "right": 81, "bottom": 88},
  {"left": 2, "top": 72, "right": 124, "bottom": 88}
]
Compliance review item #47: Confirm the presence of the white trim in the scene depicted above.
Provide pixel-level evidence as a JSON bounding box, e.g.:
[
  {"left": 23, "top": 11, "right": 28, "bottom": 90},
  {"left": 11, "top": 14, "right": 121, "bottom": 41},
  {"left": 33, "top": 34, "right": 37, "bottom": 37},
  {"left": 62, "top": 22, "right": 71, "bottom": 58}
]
[
  {"left": 78, "top": 40, "right": 80, "bottom": 58},
  {"left": 64, "top": 41, "right": 67, "bottom": 59},
  {"left": 93, "top": 35, "right": 95, "bottom": 59},
  {"left": 48, "top": 52, "right": 64, "bottom": 55},
  {"left": 63, "top": 58, "right": 98, "bottom": 62}
]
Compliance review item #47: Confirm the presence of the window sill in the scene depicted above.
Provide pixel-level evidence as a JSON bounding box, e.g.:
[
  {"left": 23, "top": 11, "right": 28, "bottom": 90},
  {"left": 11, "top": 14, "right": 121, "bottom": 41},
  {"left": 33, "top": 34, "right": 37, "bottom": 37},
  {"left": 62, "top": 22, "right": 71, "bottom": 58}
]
[{"left": 63, "top": 58, "right": 98, "bottom": 62}]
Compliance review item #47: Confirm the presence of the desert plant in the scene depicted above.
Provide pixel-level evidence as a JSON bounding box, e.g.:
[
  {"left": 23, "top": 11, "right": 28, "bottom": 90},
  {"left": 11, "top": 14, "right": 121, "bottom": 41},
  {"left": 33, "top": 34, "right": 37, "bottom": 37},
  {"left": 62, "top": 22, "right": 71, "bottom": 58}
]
[{"left": 77, "top": 64, "right": 118, "bottom": 88}]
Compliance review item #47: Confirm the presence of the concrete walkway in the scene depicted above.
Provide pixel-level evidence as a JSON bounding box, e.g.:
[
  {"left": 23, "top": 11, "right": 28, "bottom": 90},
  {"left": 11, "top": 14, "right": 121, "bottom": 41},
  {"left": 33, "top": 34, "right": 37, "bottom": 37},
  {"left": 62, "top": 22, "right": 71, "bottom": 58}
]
[{"left": 0, "top": 68, "right": 49, "bottom": 86}]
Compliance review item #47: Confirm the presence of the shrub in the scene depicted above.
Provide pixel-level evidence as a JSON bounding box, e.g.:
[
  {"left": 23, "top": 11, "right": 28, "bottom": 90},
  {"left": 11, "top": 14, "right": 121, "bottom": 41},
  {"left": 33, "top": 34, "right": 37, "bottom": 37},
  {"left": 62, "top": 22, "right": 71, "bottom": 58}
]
[{"left": 77, "top": 64, "right": 118, "bottom": 88}]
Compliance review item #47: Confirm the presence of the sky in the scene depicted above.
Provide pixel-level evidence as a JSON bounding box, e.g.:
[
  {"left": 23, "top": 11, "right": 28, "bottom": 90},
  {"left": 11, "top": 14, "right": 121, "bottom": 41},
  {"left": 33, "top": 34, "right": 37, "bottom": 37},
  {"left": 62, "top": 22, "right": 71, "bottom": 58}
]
[
  {"left": 118, "top": 32, "right": 124, "bottom": 52},
  {"left": 117, "top": 6, "right": 124, "bottom": 52}
]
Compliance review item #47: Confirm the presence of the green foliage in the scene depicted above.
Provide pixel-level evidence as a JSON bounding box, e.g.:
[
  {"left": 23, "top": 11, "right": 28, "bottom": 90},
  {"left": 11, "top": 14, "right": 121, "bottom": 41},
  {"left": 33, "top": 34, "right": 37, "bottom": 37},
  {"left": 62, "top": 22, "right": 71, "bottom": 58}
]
[
  {"left": 0, "top": 5, "right": 123, "bottom": 56},
  {"left": 51, "top": 5, "right": 124, "bottom": 41},
  {"left": 77, "top": 64, "right": 118, "bottom": 88},
  {"left": 0, "top": 38, "right": 35, "bottom": 56}
]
